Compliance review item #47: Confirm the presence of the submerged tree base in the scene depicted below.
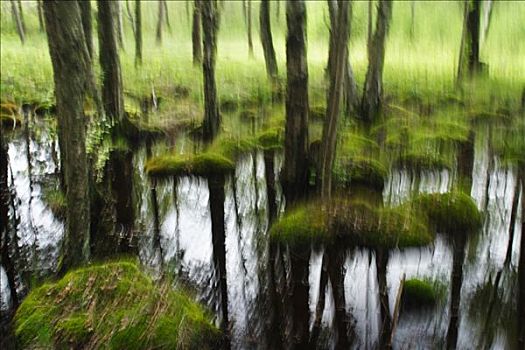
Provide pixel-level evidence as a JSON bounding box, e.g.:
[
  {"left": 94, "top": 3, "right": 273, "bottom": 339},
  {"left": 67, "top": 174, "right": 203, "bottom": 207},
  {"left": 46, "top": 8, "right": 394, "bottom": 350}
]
[{"left": 14, "top": 261, "right": 220, "bottom": 349}]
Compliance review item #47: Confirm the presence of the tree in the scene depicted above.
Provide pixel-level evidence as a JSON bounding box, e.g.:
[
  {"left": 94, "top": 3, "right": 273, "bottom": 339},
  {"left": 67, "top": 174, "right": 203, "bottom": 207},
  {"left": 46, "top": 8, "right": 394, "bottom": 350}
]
[
  {"left": 37, "top": 0, "right": 45, "bottom": 32},
  {"left": 155, "top": 0, "right": 165, "bottom": 45},
  {"left": 135, "top": 0, "right": 143, "bottom": 66},
  {"left": 10, "top": 0, "right": 25, "bottom": 44},
  {"left": 361, "top": 0, "right": 393, "bottom": 123},
  {"left": 245, "top": 0, "right": 254, "bottom": 57},
  {"left": 97, "top": 0, "right": 124, "bottom": 122},
  {"left": 79, "top": 0, "right": 93, "bottom": 59},
  {"left": 481, "top": 0, "right": 493, "bottom": 45},
  {"left": 17, "top": 0, "right": 26, "bottom": 35},
  {"left": 319, "top": 0, "right": 351, "bottom": 199},
  {"left": 192, "top": 0, "right": 202, "bottom": 66},
  {"left": 115, "top": 0, "right": 125, "bottom": 49},
  {"left": 201, "top": 0, "right": 220, "bottom": 142},
  {"left": 259, "top": 0, "right": 278, "bottom": 85},
  {"left": 282, "top": 0, "right": 309, "bottom": 204},
  {"left": 43, "top": 0, "right": 91, "bottom": 272},
  {"left": 457, "top": 0, "right": 482, "bottom": 83}
]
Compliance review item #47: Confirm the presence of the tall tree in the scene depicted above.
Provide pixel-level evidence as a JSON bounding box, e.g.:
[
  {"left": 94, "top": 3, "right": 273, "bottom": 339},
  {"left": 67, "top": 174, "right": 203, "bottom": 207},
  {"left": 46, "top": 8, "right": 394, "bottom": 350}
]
[
  {"left": 97, "top": 1, "right": 124, "bottom": 123},
  {"left": 201, "top": 0, "right": 220, "bottom": 141},
  {"left": 156, "top": 0, "right": 165, "bottom": 45},
  {"left": 115, "top": 0, "right": 125, "bottom": 49},
  {"left": 135, "top": 0, "right": 143, "bottom": 66},
  {"left": 457, "top": 0, "right": 482, "bottom": 83},
  {"left": 192, "top": 0, "right": 202, "bottom": 66},
  {"left": 43, "top": 0, "right": 91, "bottom": 272},
  {"left": 361, "top": 0, "right": 393, "bottom": 123},
  {"left": 79, "top": 0, "right": 93, "bottom": 59},
  {"left": 481, "top": 0, "right": 493, "bottom": 45},
  {"left": 320, "top": 0, "right": 351, "bottom": 199},
  {"left": 10, "top": 0, "right": 25, "bottom": 44},
  {"left": 259, "top": 0, "right": 278, "bottom": 85},
  {"left": 37, "top": 0, "right": 45, "bottom": 32},
  {"left": 282, "top": 0, "right": 309, "bottom": 203},
  {"left": 246, "top": 0, "right": 254, "bottom": 57},
  {"left": 17, "top": 0, "right": 26, "bottom": 34}
]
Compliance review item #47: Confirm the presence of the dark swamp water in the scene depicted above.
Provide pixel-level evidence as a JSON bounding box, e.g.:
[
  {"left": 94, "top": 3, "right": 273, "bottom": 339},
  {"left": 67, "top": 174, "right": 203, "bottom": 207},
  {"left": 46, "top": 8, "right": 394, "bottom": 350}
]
[{"left": 0, "top": 114, "right": 522, "bottom": 350}]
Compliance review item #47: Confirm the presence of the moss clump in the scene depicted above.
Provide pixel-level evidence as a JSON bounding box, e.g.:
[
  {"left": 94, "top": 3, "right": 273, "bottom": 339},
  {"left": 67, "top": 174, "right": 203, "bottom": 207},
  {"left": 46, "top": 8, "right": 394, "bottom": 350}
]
[
  {"left": 414, "top": 192, "right": 482, "bottom": 235},
  {"left": 336, "top": 158, "right": 387, "bottom": 191},
  {"left": 239, "top": 108, "right": 259, "bottom": 121},
  {"left": 256, "top": 127, "right": 283, "bottom": 151},
  {"left": 269, "top": 203, "right": 330, "bottom": 247},
  {"left": 402, "top": 278, "right": 439, "bottom": 308},
  {"left": 269, "top": 199, "right": 432, "bottom": 250},
  {"left": 15, "top": 261, "right": 220, "bottom": 350},
  {"left": 42, "top": 187, "right": 66, "bottom": 219},
  {"left": 309, "top": 105, "right": 325, "bottom": 121},
  {"left": 145, "top": 152, "right": 235, "bottom": 178},
  {"left": 394, "top": 151, "right": 452, "bottom": 171}
]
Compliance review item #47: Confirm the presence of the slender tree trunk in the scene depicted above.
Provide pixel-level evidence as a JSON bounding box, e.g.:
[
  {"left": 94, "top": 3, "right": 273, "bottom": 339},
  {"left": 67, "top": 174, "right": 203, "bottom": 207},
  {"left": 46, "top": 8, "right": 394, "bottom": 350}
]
[
  {"left": 481, "top": 0, "right": 493, "bottom": 45},
  {"left": 320, "top": 0, "right": 350, "bottom": 199},
  {"left": 135, "top": 0, "right": 142, "bottom": 66},
  {"left": 43, "top": 0, "right": 91, "bottom": 272},
  {"left": 446, "top": 234, "right": 467, "bottom": 350},
  {"left": 377, "top": 248, "right": 392, "bottom": 350},
  {"left": 37, "top": 0, "right": 45, "bottom": 32},
  {"left": 246, "top": 0, "right": 254, "bottom": 57},
  {"left": 410, "top": 1, "right": 415, "bottom": 40},
  {"left": 10, "top": 0, "right": 25, "bottom": 44},
  {"left": 310, "top": 252, "right": 328, "bottom": 348},
  {"left": 283, "top": 0, "right": 309, "bottom": 203},
  {"left": 156, "top": 0, "right": 164, "bottom": 45},
  {"left": 328, "top": 245, "right": 351, "bottom": 349},
  {"left": 17, "top": 0, "right": 26, "bottom": 34},
  {"left": 97, "top": 0, "right": 124, "bottom": 123},
  {"left": 457, "top": 131, "right": 475, "bottom": 194},
  {"left": 457, "top": 0, "right": 482, "bottom": 83},
  {"left": 367, "top": 0, "right": 373, "bottom": 51},
  {"left": 192, "top": 0, "right": 202, "bottom": 66},
  {"left": 163, "top": 0, "right": 171, "bottom": 32},
  {"left": 517, "top": 168, "right": 525, "bottom": 350},
  {"left": 115, "top": 0, "right": 125, "bottom": 49},
  {"left": 361, "top": 0, "right": 393, "bottom": 123},
  {"left": 505, "top": 180, "right": 520, "bottom": 265},
  {"left": 79, "top": 0, "right": 93, "bottom": 59},
  {"left": 259, "top": 0, "right": 278, "bottom": 84},
  {"left": 290, "top": 247, "right": 310, "bottom": 349},
  {"left": 201, "top": 0, "right": 220, "bottom": 141}
]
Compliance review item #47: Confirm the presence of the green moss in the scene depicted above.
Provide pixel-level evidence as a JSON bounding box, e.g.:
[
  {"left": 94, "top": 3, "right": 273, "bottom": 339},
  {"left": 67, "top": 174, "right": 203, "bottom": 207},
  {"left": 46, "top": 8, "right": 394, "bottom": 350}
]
[
  {"left": 309, "top": 105, "right": 325, "bottom": 121},
  {"left": 269, "top": 199, "right": 433, "bottom": 249},
  {"left": 402, "top": 278, "right": 439, "bottom": 308},
  {"left": 239, "top": 108, "right": 259, "bottom": 121},
  {"left": 414, "top": 192, "right": 482, "bottom": 235},
  {"left": 145, "top": 152, "right": 235, "bottom": 178},
  {"left": 14, "top": 261, "right": 220, "bottom": 350},
  {"left": 256, "top": 127, "right": 283, "bottom": 151},
  {"left": 42, "top": 187, "right": 66, "bottom": 219},
  {"left": 395, "top": 151, "right": 452, "bottom": 171},
  {"left": 335, "top": 157, "right": 387, "bottom": 191},
  {"left": 269, "top": 203, "right": 330, "bottom": 247}
]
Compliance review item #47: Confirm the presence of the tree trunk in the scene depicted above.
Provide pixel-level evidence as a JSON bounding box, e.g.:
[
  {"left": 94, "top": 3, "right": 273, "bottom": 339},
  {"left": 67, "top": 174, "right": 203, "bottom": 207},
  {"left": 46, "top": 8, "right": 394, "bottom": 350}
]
[
  {"left": 361, "top": 0, "right": 393, "bottom": 123},
  {"left": 518, "top": 168, "right": 525, "bottom": 350},
  {"left": 367, "top": 0, "right": 373, "bottom": 51},
  {"left": 79, "top": 0, "right": 93, "bottom": 59},
  {"left": 43, "top": 0, "right": 91, "bottom": 272},
  {"left": 320, "top": 0, "right": 351, "bottom": 199},
  {"left": 481, "top": 0, "right": 493, "bottom": 46},
  {"left": 505, "top": 179, "right": 520, "bottom": 265},
  {"left": 310, "top": 252, "right": 328, "bottom": 348},
  {"left": 201, "top": 0, "right": 220, "bottom": 142},
  {"left": 457, "top": 0, "right": 482, "bottom": 83},
  {"left": 290, "top": 247, "right": 310, "bottom": 349},
  {"left": 246, "top": 0, "right": 254, "bottom": 57},
  {"left": 446, "top": 233, "right": 467, "bottom": 350},
  {"left": 259, "top": 0, "right": 278, "bottom": 84},
  {"left": 116, "top": 0, "right": 125, "bottom": 49},
  {"left": 17, "top": 0, "right": 26, "bottom": 35},
  {"left": 97, "top": 0, "right": 124, "bottom": 123},
  {"left": 457, "top": 130, "right": 475, "bottom": 194},
  {"left": 37, "top": 0, "right": 45, "bottom": 32},
  {"left": 163, "top": 0, "right": 171, "bottom": 32},
  {"left": 377, "top": 248, "right": 392, "bottom": 350},
  {"left": 111, "top": 151, "right": 135, "bottom": 253},
  {"left": 135, "top": 0, "right": 142, "bottom": 66},
  {"left": 283, "top": 0, "right": 309, "bottom": 203},
  {"left": 192, "top": 0, "right": 202, "bottom": 66},
  {"left": 328, "top": 245, "right": 352, "bottom": 349},
  {"left": 156, "top": 0, "right": 164, "bottom": 45},
  {"left": 10, "top": 0, "right": 25, "bottom": 44}
]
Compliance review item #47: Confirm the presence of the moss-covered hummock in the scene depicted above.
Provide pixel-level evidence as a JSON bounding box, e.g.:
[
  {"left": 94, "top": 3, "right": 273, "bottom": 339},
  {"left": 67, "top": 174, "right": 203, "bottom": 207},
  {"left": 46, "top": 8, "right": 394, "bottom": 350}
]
[
  {"left": 270, "top": 199, "right": 433, "bottom": 249},
  {"left": 414, "top": 192, "right": 482, "bottom": 234},
  {"left": 15, "top": 261, "right": 220, "bottom": 349},
  {"left": 145, "top": 152, "right": 235, "bottom": 178},
  {"left": 394, "top": 151, "right": 452, "bottom": 171},
  {"left": 402, "top": 278, "right": 440, "bottom": 308},
  {"left": 338, "top": 157, "right": 388, "bottom": 191}
]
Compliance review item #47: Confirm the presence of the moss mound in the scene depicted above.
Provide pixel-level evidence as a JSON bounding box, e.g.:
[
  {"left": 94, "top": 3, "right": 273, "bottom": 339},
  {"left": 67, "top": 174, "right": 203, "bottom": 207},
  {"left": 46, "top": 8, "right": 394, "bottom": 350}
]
[
  {"left": 270, "top": 199, "right": 432, "bottom": 249},
  {"left": 145, "top": 152, "right": 235, "bottom": 178},
  {"left": 402, "top": 278, "right": 439, "bottom": 308},
  {"left": 414, "top": 192, "right": 482, "bottom": 235},
  {"left": 338, "top": 158, "right": 388, "bottom": 191},
  {"left": 15, "top": 261, "right": 220, "bottom": 350},
  {"left": 394, "top": 151, "right": 452, "bottom": 171},
  {"left": 42, "top": 187, "right": 66, "bottom": 219}
]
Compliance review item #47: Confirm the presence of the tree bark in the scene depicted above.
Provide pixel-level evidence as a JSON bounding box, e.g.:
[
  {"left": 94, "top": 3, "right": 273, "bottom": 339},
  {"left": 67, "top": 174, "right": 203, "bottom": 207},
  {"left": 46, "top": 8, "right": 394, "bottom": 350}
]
[
  {"left": 37, "top": 0, "right": 45, "bottom": 32},
  {"left": 377, "top": 248, "right": 392, "bottom": 350},
  {"left": 457, "top": 0, "right": 482, "bottom": 83},
  {"left": 320, "top": 0, "right": 351, "bottom": 199},
  {"left": 17, "top": 0, "right": 26, "bottom": 34},
  {"left": 10, "top": 0, "right": 25, "bottom": 44},
  {"left": 259, "top": 0, "right": 278, "bottom": 84},
  {"left": 115, "top": 0, "right": 125, "bottom": 49},
  {"left": 135, "top": 0, "right": 143, "bottom": 66},
  {"left": 290, "top": 247, "right": 310, "bottom": 349},
  {"left": 481, "top": 0, "right": 493, "bottom": 45},
  {"left": 192, "top": 0, "right": 202, "bottom": 66},
  {"left": 156, "top": 0, "right": 164, "bottom": 45},
  {"left": 163, "top": 0, "right": 171, "bottom": 32},
  {"left": 446, "top": 234, "right": 467, "bottom": 350},
  {"left": 79, "top": 0, "right": 93, "bottom": 59},
  {"left": 361, "top": 0, "right": 393, "bottom": 123},
  {"left": 283, "top": 0, "right": 309, "bottom": 203},
  {"left": 518, "top": 168, "right": 525, "bottom": 350},
  {"left": 97, "top": 0, "right": 124, "bottom": 123},
  {"left": 43, "top": 0, "right": 91, "bottom": 272},
  {"left": 246, "top": 0, "right": 254, "bottom": 57},
  {"left": 201, "top": 0, "right": 221, "bottom": 142}
]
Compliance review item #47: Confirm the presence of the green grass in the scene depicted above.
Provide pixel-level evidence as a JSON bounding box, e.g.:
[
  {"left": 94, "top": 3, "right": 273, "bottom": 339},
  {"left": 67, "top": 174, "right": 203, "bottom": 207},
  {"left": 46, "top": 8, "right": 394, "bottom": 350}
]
[{"left": 14, "top": 261, "right": 220, "bottom": 349}]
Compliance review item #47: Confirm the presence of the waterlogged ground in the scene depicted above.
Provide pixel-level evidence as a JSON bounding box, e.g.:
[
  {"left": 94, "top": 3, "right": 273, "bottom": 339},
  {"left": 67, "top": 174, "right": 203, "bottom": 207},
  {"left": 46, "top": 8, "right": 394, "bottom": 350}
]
[{"left": 1, "top": 116, "right": 522, "bottom": 349}]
